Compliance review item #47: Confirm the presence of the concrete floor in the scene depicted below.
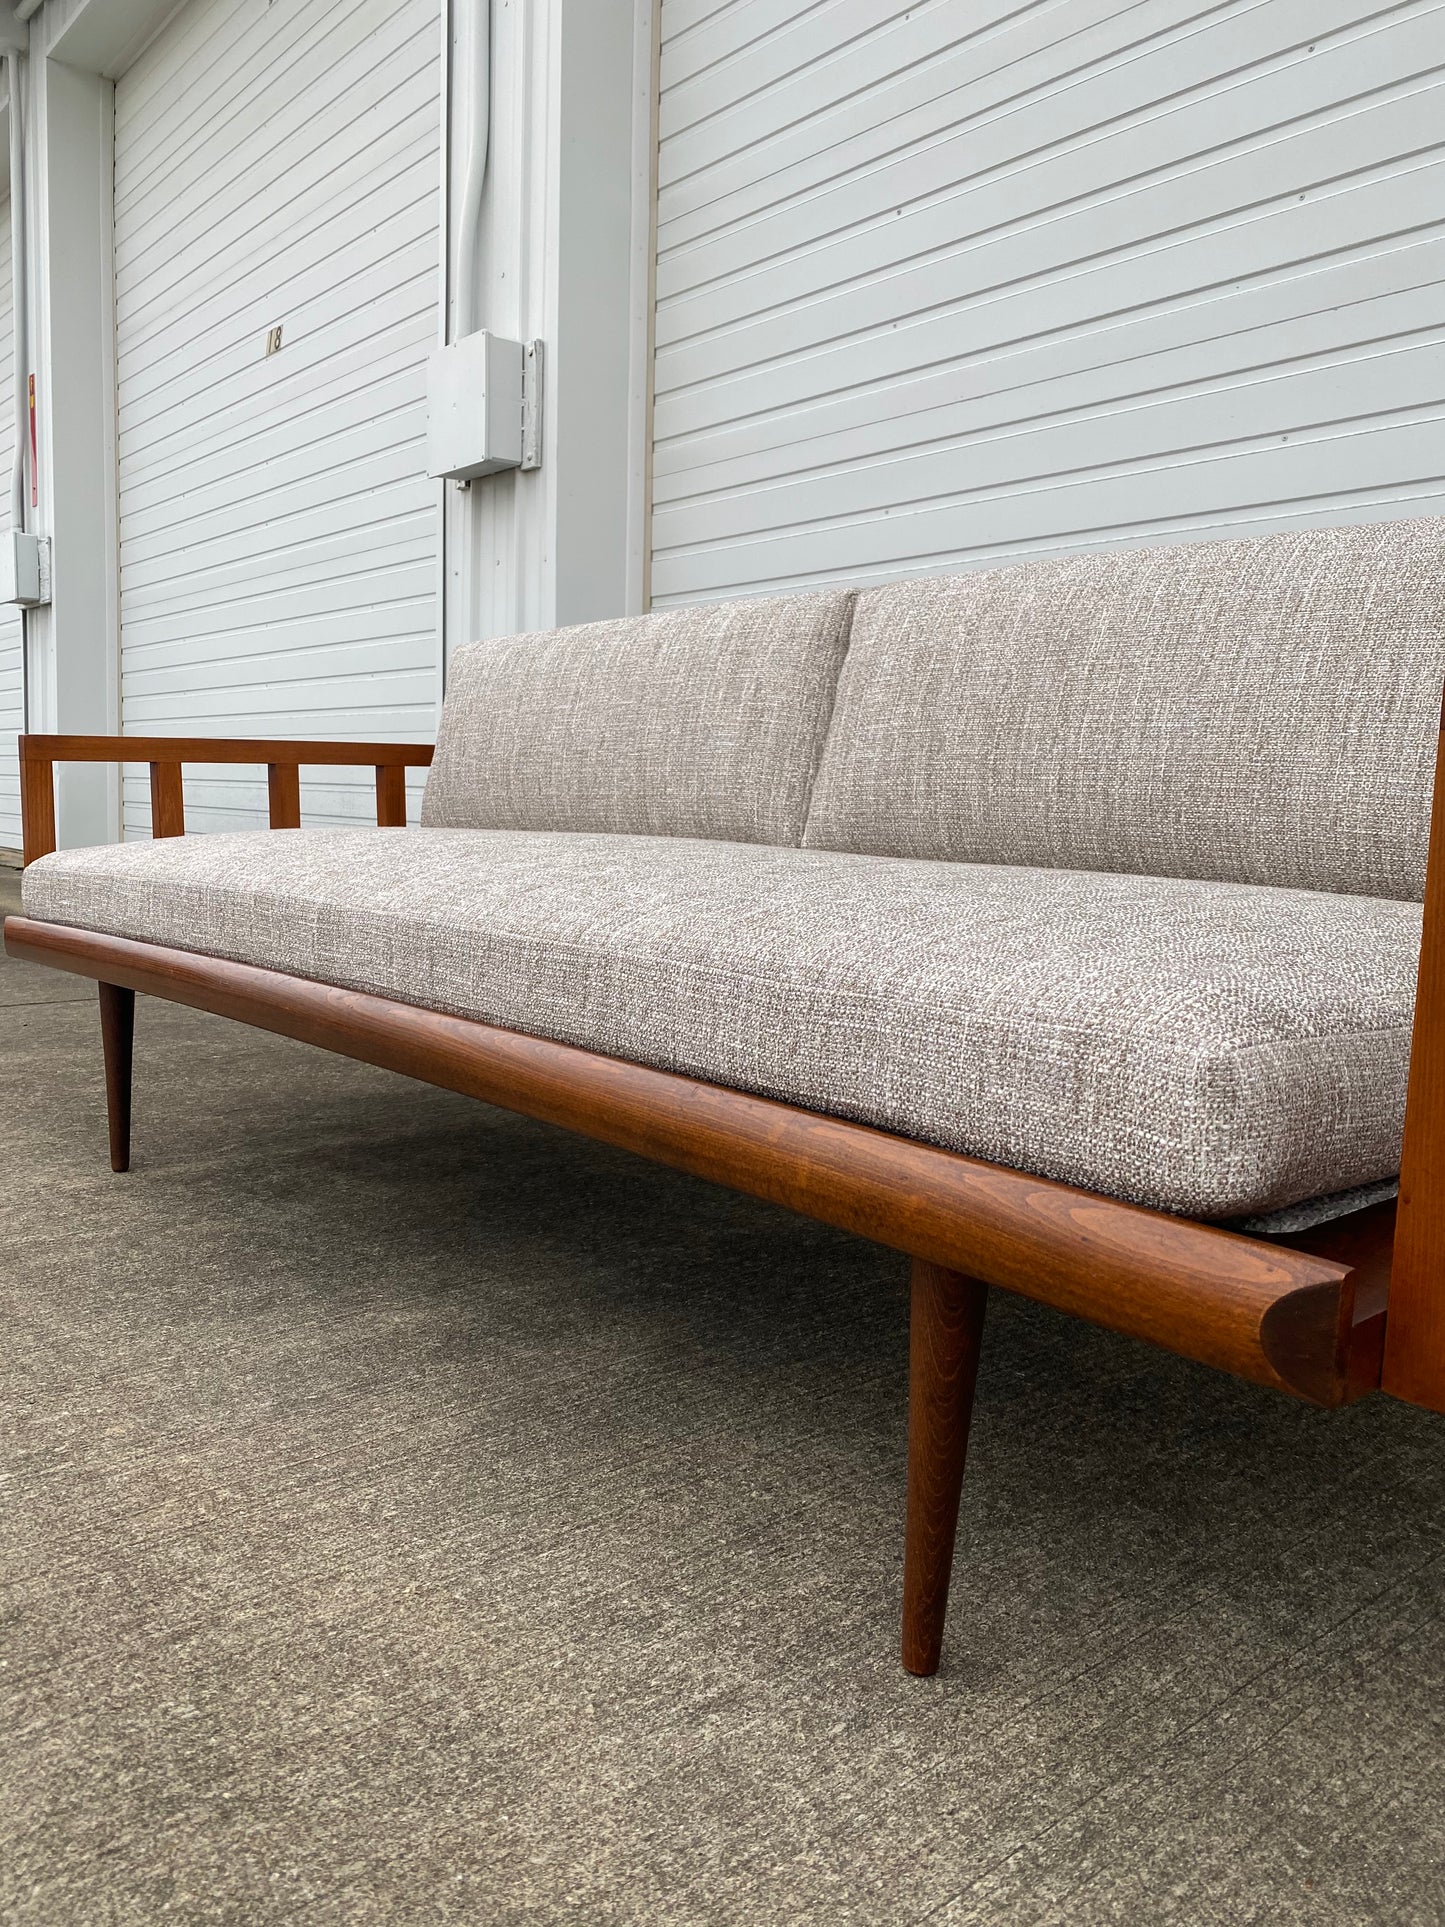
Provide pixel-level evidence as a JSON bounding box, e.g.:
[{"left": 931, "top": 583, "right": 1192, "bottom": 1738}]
[{"left": 4, "top": 863, "right": 1445, "bottom": 1925}]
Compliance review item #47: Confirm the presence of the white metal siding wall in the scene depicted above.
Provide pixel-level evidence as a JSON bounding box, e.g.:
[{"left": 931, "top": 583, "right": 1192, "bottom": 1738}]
[
  {"left": 0, "top": 202, "right": 21, "bottom": 850},
  {"left": 651, "top": 0, "right": 1445, "bottom": 604},
  {"left": 113, "top": 0, "right": 441, "bottom": 832}
]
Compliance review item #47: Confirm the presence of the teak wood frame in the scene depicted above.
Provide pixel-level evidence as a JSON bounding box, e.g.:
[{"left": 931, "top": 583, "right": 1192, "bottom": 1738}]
[{"left": 8, "top": 729, "right": 1445, "bottom": 1676}]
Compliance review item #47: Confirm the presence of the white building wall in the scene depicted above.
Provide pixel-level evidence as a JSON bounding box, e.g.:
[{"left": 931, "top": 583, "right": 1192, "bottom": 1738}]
[
  {"left": 19, "top": 0, "right": 1440, "bottom": 842},
  {"left": 112, "top": 0, "right": 442, "bottom": 833},
  {"left": 0, "top": 199, "right": 21, "bottom": 850},
  {"left": 650, "top": 0, "right": 1445, "bottom": 603}
]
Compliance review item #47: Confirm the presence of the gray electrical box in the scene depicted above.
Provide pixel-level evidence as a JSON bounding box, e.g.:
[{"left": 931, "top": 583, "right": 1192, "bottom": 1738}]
[
  {"left": 0, "top": 528, "right": 49, "bottom": 607},
  {"left": 426, "top": 332, "right": 524, "bottom": 481}
]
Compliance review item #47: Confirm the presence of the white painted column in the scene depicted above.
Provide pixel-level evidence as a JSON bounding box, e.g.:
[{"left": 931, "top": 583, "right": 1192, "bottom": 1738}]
[
  {"left": 11, "top": 0, "right": 141, "bottom": 849},
  {"left": 444, "top": 0, "right": 653, "bottom": 670},
  {"left": 25, "top": 48, "right": 119, "bottom": 847}
]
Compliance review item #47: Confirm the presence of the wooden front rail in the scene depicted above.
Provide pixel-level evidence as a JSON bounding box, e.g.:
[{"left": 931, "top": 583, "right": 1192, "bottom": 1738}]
[
  {"left": 1, "top": 913, "right": 1385, "bottom": 1407},
  {"left": 18, "top": 735, "right": 435, "bottom": 866}
]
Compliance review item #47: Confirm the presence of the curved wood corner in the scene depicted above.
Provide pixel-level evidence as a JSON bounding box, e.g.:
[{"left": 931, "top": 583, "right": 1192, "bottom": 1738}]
[
  {"left": 3, "top": 914, "right": 1372, "bottom": 1406},
  {"left": 1261, "top": 1200, "right": 1395, "bottom": 1407}
]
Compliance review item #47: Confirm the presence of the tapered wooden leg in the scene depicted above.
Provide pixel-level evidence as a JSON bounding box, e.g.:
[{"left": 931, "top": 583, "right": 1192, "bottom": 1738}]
[
  {"left": 902, "top": 1258, "right": 988, "bottom": 1676},
  {"left": 98, "top": 983, "right": 135, "bottom": 1174}
]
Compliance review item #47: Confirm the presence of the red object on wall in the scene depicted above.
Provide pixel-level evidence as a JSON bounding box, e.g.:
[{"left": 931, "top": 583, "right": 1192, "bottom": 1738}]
[{"left": 28, "top": 374, "right": 36, "bottom": 508}]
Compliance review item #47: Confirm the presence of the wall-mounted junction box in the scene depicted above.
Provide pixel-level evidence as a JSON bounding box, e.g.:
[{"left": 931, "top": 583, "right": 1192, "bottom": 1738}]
[
  {"left": 0, "top": 528, "right": 50, "bottom": 607},
  {"left": 426, "top": 331, "right": 525, "bottom": 481}
]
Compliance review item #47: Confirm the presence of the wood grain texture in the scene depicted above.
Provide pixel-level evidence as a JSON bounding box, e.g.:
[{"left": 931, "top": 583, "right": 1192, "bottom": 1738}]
[
  {"left": 375, "top": 764, "right": 408, "bottom": 828},
  {"left": 19, "top": 742, "right": 58, "bottom": 866},
  {"left": 1, "top": 916, "right": 1371, "bottom": 1406},
  {"left": 1269, "top": 1199, "right": 1396, "bottom": 1404},
  {"left": 17, "top": 734, "right": 434, "bottom": 865},
  {"left": 97, "top": 983, "right": 135, "bottom": 1174},
  {"left": 902, "top": 1261, "right": 988, "bottom": 1676},
  {"left": 19, "top": 734, "right": 435, "bottom": 767},
  {"left": 148, "top": 763, "right": 185, "bottom": 839},
  {"left": 267, "top": 764, "right": 302, "bottom": 830},
  {"left": 1383, "top": 720, "right": 1445, "bottom": 1409}
]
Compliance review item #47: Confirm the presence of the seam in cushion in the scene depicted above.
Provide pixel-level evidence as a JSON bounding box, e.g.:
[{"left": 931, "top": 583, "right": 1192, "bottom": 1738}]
[{"left": 797, "top": 589, "right": 860, "bottom": 848}]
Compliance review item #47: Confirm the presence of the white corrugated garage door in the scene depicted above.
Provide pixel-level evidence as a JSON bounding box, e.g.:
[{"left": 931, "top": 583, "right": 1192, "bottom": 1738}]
[
  {"left": 113, "top": 0, "right": 441, "bottom": 833},
  {"left": 0, "top": 199, "right": 22, "bottom": 852},
  {"left": 651, "top": 0, "right": 1445, "bottom": 605}
]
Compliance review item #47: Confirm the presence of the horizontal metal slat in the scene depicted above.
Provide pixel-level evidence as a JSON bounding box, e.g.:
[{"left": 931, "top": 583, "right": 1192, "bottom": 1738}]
[
  {"left": 654, "top": 330, "right": 1445, "bottom": 548},
  {"left": 653, "top": 148, "right": 1445, "bottom": 440},
  {"left": 653, "top": 226, "right": 1445, "bottom": 489},
  {"left": 657, "top": 0, "right": 1178, "bottom": 241},
  {"left": 656, "top": 81, "right": 1445, "bottom": 390},
  {"left": 656, "top": 0, "right": 1427, "bottom": 306},
  {"left": 652, "top": 411, "right": 1445, "bottom": 597}
]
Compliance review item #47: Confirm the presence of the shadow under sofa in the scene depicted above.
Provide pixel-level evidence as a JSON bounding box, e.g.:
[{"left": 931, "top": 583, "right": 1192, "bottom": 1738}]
[{"left": 8, "top": 514, "right": 1445, "bottom": 1677}]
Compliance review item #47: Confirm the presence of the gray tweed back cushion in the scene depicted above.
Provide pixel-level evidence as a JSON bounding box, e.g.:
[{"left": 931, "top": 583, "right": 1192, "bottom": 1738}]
[
  {"left": 803, "top": 518, "right": 1445, "bottom": 900},
  {"left": 422, "top": 590, "right": 854, "bottom": 847}
]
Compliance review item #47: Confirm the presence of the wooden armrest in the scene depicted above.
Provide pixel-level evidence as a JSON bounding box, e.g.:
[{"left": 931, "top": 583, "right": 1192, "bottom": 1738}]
[{"left": 19, "top": 734, "right": 435, "bottom": 865}]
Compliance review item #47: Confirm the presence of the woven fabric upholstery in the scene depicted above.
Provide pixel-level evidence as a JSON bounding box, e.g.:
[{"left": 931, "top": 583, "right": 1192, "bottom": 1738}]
[
  {"left": 24, "top": 830, "right": 1419, "bottom": 1221},
  {"left": 421, "top": 590, "right": 854, "bottom": 846},
  {"left": 804, "top": 518, "right": 1445, "bottom": 899}
]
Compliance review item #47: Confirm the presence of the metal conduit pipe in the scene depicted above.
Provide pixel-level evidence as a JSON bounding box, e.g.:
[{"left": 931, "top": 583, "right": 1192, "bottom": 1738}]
[
  {"left": 13, "top": 1, "right": 44, "bottom": 22},
  {"left": 453, "top": 0, "right": 490, "bottom": 340}
]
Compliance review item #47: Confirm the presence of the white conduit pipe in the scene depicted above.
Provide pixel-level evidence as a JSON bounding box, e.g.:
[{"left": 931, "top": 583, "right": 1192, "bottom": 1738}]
[
  {"left": 6, "top": 46, "right": 25, "bottom": 539},
  {"left": 13, "top": 1, "right": 44, "bottom": 22},
  {"left": 453, "top": 0, "right": 490, "bottom": 340},
  {"left": 6, "top": 43, "right": 29, "bottom": 728}
]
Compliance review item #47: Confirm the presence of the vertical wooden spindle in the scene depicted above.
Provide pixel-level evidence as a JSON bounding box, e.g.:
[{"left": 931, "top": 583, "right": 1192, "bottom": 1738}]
[
  {"left": 267, "top": 762, "right": 302, "bottom": 830},
  {"left": 375, "top": 763, "right": 407, "bottom": 827},
  {"left": 149, "top": 762, "right": 185, "bottom": 839}
]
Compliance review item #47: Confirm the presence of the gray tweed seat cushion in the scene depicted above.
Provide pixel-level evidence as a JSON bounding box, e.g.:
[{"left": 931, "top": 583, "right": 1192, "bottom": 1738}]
[{"left": 23, "top": 828, "right": 1420, "bottom": 1223}]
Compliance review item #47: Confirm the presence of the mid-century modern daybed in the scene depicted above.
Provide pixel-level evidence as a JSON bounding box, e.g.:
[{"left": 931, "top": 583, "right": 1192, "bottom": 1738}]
[{"left": 7, "top": 517, "right": 1444, "bottom": 1676}]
